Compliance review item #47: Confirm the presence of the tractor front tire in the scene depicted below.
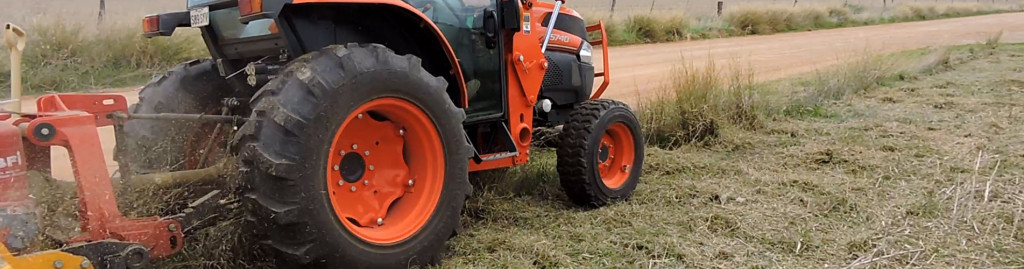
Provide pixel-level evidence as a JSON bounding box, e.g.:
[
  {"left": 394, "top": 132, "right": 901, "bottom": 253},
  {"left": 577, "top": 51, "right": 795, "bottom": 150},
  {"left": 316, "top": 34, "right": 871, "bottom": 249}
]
[
  {"left": 557, "top": 100, "right": 645, "bottom": 207},
  {"left": 235, "top": 44, "right": 472, "bottom": 268},
  {"left": 117, "top": 59, "right": 231, "bottom": 174}
]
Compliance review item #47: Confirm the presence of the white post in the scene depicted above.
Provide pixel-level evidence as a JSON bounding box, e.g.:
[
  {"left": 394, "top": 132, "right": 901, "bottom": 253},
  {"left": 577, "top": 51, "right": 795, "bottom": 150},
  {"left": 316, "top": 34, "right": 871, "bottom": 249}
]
[{"left": 4, "top": 23, "right": 26, "bottom": 113}]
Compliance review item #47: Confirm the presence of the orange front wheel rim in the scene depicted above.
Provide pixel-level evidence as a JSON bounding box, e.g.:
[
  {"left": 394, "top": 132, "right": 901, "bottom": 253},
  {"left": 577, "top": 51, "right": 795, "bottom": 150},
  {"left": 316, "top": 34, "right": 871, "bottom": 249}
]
[
  {"left": 597, "top": 122, "right": 636, "bottom": 189},
  {"left": 326, "top": 97, "right": 445, "bottom": 245}
]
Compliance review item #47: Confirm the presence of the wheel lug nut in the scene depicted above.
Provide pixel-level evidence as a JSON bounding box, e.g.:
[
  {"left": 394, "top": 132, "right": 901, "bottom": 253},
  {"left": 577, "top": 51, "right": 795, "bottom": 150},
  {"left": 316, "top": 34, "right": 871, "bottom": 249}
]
[
  {"left": 364, "top": 151, "right": 370, "bottom": 156},
  {"left": 350, "top": 186, "right": 357, "bottom": 192},
  {"left": 333, "top": 165, "right": 340, "bottom": 171},
  {"left": 338, "top": 180, "right": 344, "bottom": 186},
  {"left": 377, "top": 218, "right": 384, "bottom": 225},
  {"left": 363, "top": 180, "right": 369, "bottom": 186},
  {"left": 340, "top": 150, "right": 345, "bottom": 155},
  {"left": 408, "top": 179, "right": 415, "bottom": 187},
  {"left": 357, "top": 113, "right": 364, "bottom": 119},
  {"left": 352, "top": 144, "right": 358, "bottom": 150},
  {"left": 399, "top": 129, "right": 406, "bottom": 136},
  {"left": 368, "top": 165, "right": 375, "bottom": 171}
]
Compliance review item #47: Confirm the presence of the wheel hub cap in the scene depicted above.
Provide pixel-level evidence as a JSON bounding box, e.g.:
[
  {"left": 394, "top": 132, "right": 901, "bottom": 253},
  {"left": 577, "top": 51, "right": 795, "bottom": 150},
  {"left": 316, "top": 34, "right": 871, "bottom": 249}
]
[{"left": 339, "top": 152, "right": 367, "bottom": 183}]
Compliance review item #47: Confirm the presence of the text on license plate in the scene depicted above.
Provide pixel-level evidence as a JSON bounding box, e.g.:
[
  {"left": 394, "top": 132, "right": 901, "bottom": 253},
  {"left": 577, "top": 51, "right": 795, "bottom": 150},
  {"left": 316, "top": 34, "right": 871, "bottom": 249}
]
[{"left": 190, "top": 6, "right": 210, "bottom": 28}]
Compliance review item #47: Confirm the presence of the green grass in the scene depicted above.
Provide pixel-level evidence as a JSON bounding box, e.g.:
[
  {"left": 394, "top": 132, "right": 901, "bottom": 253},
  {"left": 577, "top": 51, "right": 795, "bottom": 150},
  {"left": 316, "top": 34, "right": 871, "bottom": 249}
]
[
  {"left": 636, "top": 61, "right": 766, "bottom": 149},
  {"left": 0, "top": 22, "right": 205, "bottom": 96}
]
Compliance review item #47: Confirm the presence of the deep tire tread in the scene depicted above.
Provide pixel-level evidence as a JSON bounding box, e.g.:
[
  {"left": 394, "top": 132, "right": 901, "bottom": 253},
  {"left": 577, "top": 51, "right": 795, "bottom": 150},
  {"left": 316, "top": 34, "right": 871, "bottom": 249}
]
[
  {"left": 237, "top": 44, "right": 470, "bottom": 268},
  {"left": 117, "top": 59, "right": 230, "bottom": 173},
  {"left": 557, "top": 99, "right": 644, "bottom": 207}
]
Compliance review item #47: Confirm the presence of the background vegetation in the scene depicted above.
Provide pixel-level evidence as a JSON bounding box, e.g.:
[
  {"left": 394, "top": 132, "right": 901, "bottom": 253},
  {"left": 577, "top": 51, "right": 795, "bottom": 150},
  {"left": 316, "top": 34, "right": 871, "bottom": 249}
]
[
  {"left": 0, "top": 1, "right": 1019, "bottom": 94},
  {"left": 598, "top": 3, "right": 1022, "bottom": 45}
]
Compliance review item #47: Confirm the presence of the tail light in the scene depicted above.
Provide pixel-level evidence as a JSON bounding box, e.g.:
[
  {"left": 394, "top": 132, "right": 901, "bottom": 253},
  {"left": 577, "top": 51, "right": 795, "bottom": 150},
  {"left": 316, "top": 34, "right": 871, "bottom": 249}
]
[
  {"left": 239, "top": 0, "right": 264, "bottom": 17},
  {"left": 142, "top": 15, "right": 160, "bottom": 34},
  {"left": 268, "top": 21, "right": 280, "bottom": 34}
]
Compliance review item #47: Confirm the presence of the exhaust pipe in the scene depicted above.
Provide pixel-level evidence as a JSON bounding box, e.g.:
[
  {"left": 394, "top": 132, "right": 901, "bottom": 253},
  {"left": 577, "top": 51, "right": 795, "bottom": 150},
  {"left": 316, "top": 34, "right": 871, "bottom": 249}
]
[{"left": 4, "top": 23, "right": 26, "bottom": 113}]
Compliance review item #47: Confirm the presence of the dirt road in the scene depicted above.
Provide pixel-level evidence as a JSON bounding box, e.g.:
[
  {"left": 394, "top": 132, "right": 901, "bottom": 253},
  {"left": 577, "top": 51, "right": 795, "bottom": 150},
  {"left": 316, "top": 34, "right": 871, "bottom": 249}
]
[
  {"left": 19, "top": 12, "right": 1024, "bottom": 180},
  {"left": 598, "top": 12, "right": 1024, "bottom": 102}
]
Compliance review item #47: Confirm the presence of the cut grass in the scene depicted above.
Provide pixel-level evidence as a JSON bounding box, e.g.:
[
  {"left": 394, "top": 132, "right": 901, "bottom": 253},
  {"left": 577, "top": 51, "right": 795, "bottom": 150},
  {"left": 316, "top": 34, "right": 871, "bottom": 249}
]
[
  {"left": 22, "top": 41, "right": 1024, "bottom": 268},
  {"left": 445, "top": 43, "right": 1024, "bottom": 268}
]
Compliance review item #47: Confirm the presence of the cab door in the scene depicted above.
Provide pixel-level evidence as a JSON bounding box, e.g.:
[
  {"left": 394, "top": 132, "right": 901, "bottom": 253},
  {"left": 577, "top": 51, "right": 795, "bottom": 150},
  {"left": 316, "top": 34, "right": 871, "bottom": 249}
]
[{"left": 407, "top": 0, "right": 507, "bottom": 121}]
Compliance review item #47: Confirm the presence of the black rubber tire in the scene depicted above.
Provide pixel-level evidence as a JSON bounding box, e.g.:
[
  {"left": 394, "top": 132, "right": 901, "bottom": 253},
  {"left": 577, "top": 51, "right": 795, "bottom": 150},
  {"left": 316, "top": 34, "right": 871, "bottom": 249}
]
[
  {"left": 117, "top": 59, "right": 231, "bottom": 173},
  {"left": 234, "top": 44, "right": 472, "bottom": 268},
  {"left": 557, "top": 99, "right": 645, "bottom": 207}
]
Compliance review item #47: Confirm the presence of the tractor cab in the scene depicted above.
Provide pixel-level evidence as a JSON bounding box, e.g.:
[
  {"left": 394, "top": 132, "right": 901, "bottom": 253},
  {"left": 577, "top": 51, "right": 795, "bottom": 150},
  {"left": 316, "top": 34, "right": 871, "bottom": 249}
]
[{"left": 158, "top": 0, "right": 603, "bottom": 122}]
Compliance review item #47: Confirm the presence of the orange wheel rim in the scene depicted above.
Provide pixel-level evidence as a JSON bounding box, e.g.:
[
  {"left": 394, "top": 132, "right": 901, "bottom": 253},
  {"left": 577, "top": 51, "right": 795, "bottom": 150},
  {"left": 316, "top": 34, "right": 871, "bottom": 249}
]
[
  {"left": 597, "top": 122, "right": 635, "bottom": 189},
  {"left": 326, "top": 97, "right": 445, "bottom": 245}
]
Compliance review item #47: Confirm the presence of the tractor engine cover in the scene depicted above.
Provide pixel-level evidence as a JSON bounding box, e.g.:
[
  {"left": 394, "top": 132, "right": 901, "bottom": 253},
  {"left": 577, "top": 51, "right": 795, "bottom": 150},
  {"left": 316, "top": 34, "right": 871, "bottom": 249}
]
[{"left": 0, "top": 122, "right": 37, "bottom": 252}]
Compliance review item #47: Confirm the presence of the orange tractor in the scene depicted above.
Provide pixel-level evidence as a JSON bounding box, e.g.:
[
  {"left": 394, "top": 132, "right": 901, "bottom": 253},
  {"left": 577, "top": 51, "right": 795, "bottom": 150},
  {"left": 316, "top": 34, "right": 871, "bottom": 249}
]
[{"left": 0, "top": 0, "right": 644, "bottom": 267}]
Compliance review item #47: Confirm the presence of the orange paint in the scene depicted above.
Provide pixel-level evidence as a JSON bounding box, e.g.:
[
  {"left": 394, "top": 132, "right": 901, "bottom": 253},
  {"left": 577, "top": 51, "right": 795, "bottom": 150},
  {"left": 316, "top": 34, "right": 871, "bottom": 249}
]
[
  {"left": 540, "top": 29, "right": 583, "bottom": 54},
  {"left": 586, "top": 21, "right": 610, "bottom": 99},
  {"left": 239, "top": 0, "right": 264, "bottom": 16},
  {"left": 17, "top": 94, "right": 183, "bottom": 258},
  {"left": 597, "top": 122, "right": 635, "bottom": 189},
  {"left": 326, "top": 97, "right": 444, "bottom": 244}
]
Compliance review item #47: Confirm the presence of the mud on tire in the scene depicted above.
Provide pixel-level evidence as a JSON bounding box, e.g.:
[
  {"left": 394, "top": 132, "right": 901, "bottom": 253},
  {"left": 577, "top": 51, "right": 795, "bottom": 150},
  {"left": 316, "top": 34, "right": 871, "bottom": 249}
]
[
  {"left": 557, "top": 99, "right": 645, "bottom": 207},
  {"left": 117, "top": 59, "right": 231, "bottom": 173},
  {"left": 234, "top": 44, "right": 472, "bottom": 268}
]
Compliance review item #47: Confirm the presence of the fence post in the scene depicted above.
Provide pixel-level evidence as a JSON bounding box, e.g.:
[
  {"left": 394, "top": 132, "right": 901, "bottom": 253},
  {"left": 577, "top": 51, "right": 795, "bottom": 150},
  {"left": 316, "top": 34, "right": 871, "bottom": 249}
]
[
  {"left": 97, "top": 0, "right": 106, "bottom": 25},
  {"left": 609, "top": 0, "right": 616, "bottom": 19},
  {"left": 717, "top": 1, "right": 724, "bottom": 16}
]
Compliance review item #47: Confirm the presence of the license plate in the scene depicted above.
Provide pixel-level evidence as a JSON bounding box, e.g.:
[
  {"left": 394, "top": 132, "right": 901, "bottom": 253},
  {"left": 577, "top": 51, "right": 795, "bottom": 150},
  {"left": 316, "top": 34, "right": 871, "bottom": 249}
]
[{"left": 190, "top": 6, "right": 210, "bottom": 28}]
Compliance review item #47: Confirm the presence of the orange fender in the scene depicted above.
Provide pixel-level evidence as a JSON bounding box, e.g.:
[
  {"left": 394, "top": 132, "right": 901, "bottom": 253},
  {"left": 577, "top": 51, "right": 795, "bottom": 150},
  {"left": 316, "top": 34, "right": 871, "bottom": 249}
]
[{"left": 291, "top": 0, "right": 468, "bottom": 108}]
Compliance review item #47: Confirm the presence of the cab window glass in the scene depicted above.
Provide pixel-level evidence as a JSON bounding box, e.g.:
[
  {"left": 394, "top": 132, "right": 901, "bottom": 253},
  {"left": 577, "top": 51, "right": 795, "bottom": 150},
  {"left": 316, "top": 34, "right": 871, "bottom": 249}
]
[{"left": 406, "top": 0, "right": 504, "bottom": 118}]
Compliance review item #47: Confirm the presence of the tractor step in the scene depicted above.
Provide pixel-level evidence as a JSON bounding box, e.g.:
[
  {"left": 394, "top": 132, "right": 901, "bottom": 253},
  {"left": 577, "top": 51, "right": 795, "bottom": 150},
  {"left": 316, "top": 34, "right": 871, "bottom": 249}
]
[{"left": 480, "top": 152, "right": 520, "bottom": 161}]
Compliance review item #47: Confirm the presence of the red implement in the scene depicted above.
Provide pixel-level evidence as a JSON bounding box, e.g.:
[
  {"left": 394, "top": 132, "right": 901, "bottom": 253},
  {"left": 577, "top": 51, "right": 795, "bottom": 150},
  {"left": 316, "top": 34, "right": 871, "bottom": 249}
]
[{"left": 9, "top": 93, "right": 184, "bottom": 258}]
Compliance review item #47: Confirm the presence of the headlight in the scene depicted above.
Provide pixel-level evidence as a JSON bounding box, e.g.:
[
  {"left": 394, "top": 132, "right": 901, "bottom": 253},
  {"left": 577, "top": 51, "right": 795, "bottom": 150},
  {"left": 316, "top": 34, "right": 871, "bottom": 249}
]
[{"left": 579, "top": 42, "right": 593, "bottom": 64}]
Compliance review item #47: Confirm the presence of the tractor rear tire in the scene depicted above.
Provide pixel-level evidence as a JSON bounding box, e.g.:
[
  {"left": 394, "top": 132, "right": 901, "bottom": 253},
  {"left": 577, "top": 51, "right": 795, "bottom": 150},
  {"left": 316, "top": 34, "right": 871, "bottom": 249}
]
[
  {"left": 117, "top": 59, "right": 231, "bottom": 174},
  {"left": 235, "top": 44, "right": 472, "bottom": 268},
  {"left": 557, "top": 100, "right": 644, "bottom": 207}
]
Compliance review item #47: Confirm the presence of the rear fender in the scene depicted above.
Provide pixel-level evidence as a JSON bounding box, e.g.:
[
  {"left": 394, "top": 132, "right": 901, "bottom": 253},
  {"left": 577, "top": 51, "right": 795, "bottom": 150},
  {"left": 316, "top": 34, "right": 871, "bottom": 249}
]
[{"left": 281, "top": 0, "right": 468, "bottom": 108}]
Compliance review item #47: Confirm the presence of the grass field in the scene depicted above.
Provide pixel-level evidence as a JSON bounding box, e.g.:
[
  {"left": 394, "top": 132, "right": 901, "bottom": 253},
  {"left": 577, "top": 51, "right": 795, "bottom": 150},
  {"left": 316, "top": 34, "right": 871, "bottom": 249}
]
[
  {"left": 443, "top": 43, "right": 1024, "bottom": 267},
  {"left": 25, "top": 41, "right": 1023, "bottom": 268}
]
